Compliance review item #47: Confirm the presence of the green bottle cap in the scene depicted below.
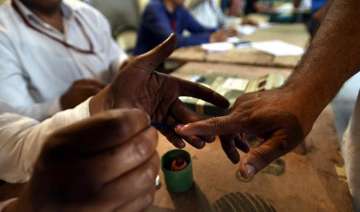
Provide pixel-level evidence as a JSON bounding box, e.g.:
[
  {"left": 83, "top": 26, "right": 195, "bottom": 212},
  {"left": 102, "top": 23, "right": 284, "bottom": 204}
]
[{"left": 161, "top": 149, "right": 193, "bottom": 193}]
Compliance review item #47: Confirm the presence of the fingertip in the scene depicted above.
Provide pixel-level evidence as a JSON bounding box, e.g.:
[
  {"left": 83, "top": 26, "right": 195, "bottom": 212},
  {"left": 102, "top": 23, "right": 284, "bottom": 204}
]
[
  {"left": 195, "top": 140, "right": 206, "bottom": 149},
  {"left": 239, "top": 157, "right": 257, "bottom": 179},
  {"left": 227, "top": 152, "right": 240, "bottom": 164},
  {"left": 174, "top": 141, "right": 186, "bottom": 149},
  {"left": 244, "top": 164, "right": 256, "bottom": 178}
]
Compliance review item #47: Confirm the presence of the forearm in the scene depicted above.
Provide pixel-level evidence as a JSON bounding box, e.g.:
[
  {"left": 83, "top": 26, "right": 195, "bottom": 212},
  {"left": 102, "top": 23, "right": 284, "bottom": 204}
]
[{"left": 285, "top": 0, "right": 360, "bottom": 126}]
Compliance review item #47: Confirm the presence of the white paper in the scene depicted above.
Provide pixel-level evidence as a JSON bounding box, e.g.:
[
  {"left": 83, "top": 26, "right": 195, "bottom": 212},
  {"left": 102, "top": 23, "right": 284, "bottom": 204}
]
[
  {"left": 227, "top": 36, "right": 241, "bottom": 44},
  {"left": 236, "top": 25, "right": 257, "bottom": 36},
  {"left": 258, "top": 22, "right": 272, "bottom": 29},
  {"left": 222, "top": 78, "right": 249, "bottom": 91},
  {"left": 252, "top": 40, "right": 304, "bottom": 56},
  {"left": 201, "top": 42, "right": 234, "bottom": 52}
]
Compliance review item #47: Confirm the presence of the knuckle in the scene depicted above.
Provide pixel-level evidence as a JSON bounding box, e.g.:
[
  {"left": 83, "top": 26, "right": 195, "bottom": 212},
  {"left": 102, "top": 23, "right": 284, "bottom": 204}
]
[
  {"left": 134, "top": 141, "right": 153, "bottom": 159},
  {"left": 133, "top": 136, "right": 157, "bottom": 160},
  {"left": 143, "top": 161, "right": 158, "bottom": 183}
]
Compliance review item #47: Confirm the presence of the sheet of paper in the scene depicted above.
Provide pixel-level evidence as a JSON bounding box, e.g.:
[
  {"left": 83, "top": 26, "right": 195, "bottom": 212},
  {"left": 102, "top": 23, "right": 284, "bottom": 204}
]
[
  {"left": 236, "top": 25, "right": 257, "bottom": 36},
  {"left": 227, "top": 36, "right": 241, "bottom": 44},
  {"left": 252, "top": 40, "right": 304, "bottom": 56},
  {"left": 222, "top": 78, "right": 249, "bottom": 91},
  {"left": 201, "top": 42, "right": 234, "bottom": 52}
]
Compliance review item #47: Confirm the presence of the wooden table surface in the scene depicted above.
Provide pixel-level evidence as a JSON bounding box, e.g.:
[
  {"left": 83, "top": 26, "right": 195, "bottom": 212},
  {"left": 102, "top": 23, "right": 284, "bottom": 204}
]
[
  {"left": 169, "top": 24, "right": 309, "bottom": 69},
  {"left": 147, "top": 62, "right": 353, "bottom": 212}
]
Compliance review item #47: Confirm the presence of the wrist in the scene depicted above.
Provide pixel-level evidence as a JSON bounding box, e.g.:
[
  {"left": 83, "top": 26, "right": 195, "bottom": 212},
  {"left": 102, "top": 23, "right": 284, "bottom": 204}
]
[{"left": 281, "top": 80, "right": 327, "bottom": 134}]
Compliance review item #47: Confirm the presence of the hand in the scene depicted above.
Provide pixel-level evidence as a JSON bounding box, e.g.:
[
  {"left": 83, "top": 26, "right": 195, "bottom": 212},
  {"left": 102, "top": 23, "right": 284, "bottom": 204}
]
[
  {"left": 176, "top": 87, "right": 311, "bottom": 179},
  {"left": 90, "top": 34, "right": 230, "bottom": 149},
  {"left": 210, "top": 30, "right": 228, "bottom": 43},
  {"left": 61, "top": 79, "right": 105, "bottom": 109},
  {"left": 224, "top": 27, "right": 238, "bottom": 37},
  {"left": 241, "top": 18, "right": 259, "bottom": 27},
  {"left": 6, "top": 109, "right": 159, "bottom": 212}
]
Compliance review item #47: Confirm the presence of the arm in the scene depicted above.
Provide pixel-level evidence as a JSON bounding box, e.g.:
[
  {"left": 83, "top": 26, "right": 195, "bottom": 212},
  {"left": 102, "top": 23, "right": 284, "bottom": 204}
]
[
  {"left": 0, "top": 99, "right": 90, "bottom": 183},
  {"left": 176, "top": 0, "right": 360, "bottom": 177},
  {"left": 286, "top": 0, "right": 359, "bottom": 132},
  {"left": 0, "top": 35, "right": 60, "bottom": 120}
]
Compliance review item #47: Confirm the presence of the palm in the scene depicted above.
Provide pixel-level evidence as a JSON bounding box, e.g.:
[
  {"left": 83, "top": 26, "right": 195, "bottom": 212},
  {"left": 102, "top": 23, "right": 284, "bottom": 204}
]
[{"left": 109, "top": 35, "right": 229, "bottom": 149}]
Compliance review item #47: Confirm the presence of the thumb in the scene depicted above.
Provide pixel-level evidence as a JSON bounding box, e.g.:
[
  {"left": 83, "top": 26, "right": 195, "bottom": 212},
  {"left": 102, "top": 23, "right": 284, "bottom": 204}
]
[
  {"left": 238, "top": 131, "right": 294, "bottom": 179},
  {"left": 135, "top": 34, "right": 176, "bottom": 70},
  {"left": 175, "top": 114, "right": 241, "bottom": 136}
]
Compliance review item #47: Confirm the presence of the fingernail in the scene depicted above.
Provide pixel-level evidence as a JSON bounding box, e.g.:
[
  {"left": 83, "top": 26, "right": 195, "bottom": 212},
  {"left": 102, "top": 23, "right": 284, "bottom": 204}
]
[
  {"left": 175, "top": 124, "right": 185, "bottom": 131},
  {"left": 245, "top": 164, "right": 256, "bottom": 178}
]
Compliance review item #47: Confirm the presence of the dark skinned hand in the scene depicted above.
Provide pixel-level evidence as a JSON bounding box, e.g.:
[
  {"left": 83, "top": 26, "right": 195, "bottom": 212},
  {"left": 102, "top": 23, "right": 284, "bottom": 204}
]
[
  {"left": 61, "top": 79, "right": 105, "bottom": 110},
  {"left": 5, "top": 109, "right": 159, "bottom": 212},
  {"left": 90, "top": 34, "right": 236, "bottom": 151},
  {"left": 176, "top": 87, "right": 308, "bottom": 179}
]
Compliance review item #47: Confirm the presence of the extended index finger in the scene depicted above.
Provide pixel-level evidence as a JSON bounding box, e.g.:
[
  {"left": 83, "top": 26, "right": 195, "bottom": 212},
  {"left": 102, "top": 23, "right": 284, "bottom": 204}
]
[
  {"left": 175, "top": 114, "right": 243, "bottom": 136},
  {"left": 173, "top": 76, "right": 230, "bottom": 108}
]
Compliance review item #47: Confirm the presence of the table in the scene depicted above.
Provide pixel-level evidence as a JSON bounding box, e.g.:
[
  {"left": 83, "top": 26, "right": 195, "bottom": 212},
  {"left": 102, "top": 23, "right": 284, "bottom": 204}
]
[
  {"left": 148, "top": 63, "right": 353, "bottom": 212},
  {"left": 169, "top": 24, "right": 310, "bottom": 69}
]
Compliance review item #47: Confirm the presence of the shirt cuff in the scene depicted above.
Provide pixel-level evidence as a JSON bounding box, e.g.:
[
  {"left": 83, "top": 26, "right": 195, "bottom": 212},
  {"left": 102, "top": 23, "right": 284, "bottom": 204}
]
[
  {"left": 59, "top": 97, "right": 91, "bottom": 123},
  {"left": 0, "top": 198, "right": 17, "bottom": 212}
]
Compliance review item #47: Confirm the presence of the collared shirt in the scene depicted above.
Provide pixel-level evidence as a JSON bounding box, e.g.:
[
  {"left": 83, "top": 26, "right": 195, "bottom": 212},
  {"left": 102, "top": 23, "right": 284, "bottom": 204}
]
[
  {"left": 0, "top": 0, "right": 127, "bottom": 120},
  {"left": 0, "top": 99, "right": 91, "bottom": 183},
  {"left": 189, "top": 0, "right": 225, "bottom": 29},
  {"left": 134, "top": 0, "right": 217, "bottom": 55}
]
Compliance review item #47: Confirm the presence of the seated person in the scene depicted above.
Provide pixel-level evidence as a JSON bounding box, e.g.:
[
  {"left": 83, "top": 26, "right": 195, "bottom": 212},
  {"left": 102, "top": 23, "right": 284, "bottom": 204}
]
[
  {"left": 0, "top": 0, "right": 128, "bottom": 120},
  {"left": 188, "top": 0, "right": 258, "bottom": 30},
  {"left": 133, "top": 0, "right": 234, "bottom": 55},
  {"left": 0, "top": 36, "right": 243, "bottom": 211}
]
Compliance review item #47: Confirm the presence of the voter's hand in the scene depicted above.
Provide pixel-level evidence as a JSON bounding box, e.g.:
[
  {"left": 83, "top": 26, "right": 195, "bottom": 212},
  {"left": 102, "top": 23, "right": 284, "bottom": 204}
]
[
  {"left": 176, "top": 88, "right": 308, "bottom": 178},
  {"left": 90, "top": 34, "right": 231, "bottom": 150},
  {"left": 210, "top": 30, "right": 228, "bottom": 43},
  {"left": 61, "top": 79, "right": 105, "bottom": 109},
  {"left": 7, "top": 109, "right": 158, "bottom": 212}
]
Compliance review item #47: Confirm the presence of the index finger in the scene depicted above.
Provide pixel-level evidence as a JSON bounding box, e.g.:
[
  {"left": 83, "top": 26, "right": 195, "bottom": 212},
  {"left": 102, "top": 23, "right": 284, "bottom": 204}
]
[
  {"left": 175, "top": 113, "right": 245, "bottom": 136},
  {"left": 173, "top": 76, "right": 230, "bottom": 108}
]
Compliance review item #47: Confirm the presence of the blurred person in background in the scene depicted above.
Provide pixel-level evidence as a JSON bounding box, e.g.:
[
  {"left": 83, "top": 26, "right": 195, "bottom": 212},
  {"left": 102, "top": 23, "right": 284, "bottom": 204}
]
[
  {"left": 134, "top": 0, "right": 236, "bottom": 55},
  {"left": 187, "top": 0, "right": 226, "bottom": 28},
  {"left": 188, "top": 0, "right": 257, "bottom": 29},
  {"left": 0, "top": 0, "right": 128, "bottom": 121}
]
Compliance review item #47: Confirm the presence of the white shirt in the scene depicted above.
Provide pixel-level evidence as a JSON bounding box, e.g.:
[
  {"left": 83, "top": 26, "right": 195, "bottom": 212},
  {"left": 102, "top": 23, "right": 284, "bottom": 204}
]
[
  {"left": 189, "top": 0, "right": 225, "bottom": 28},
  {"left": 0, "top": 0, "right": 127, "bottom": 120}
]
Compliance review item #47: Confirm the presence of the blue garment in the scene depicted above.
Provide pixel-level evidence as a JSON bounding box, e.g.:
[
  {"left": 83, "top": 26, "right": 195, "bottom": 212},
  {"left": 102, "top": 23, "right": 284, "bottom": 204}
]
[
  {"left": 134, "top": 0, "right": 217, "bottom": 55},
  {"left": 311, "top": 0, "right": 326, "bottom": 12}
]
